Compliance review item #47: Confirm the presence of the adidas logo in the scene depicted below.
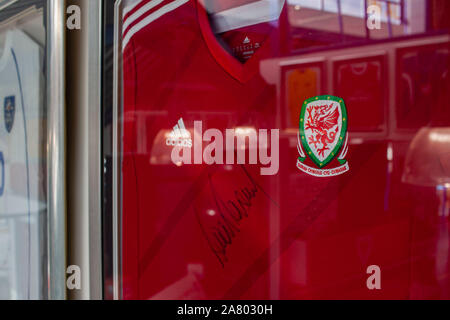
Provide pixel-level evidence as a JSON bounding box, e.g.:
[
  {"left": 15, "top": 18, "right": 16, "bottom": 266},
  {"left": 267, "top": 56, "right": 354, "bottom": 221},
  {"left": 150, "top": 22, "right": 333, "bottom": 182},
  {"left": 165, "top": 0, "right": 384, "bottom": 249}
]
[
  {"left": 166, "top": 118, "right": 193, "bottom": 148},
  {"left": 243, "top": 36, "right": 250, "bottom": 44}
]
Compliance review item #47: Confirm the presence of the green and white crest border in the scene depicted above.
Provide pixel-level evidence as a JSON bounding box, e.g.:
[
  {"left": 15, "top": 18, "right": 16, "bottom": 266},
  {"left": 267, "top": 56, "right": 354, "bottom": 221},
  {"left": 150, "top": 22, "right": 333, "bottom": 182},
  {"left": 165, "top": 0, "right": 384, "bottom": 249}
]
[{"left": 297, "top": 95, "right": 350, "bottom": 177}]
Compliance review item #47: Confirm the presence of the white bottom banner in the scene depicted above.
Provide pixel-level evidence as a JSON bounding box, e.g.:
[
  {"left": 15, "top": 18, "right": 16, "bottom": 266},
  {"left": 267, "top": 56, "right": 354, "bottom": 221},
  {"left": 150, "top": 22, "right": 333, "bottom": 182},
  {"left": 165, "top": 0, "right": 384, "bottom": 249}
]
[{"left": 296, "top": 159, "right": 349, "bottom": 177}]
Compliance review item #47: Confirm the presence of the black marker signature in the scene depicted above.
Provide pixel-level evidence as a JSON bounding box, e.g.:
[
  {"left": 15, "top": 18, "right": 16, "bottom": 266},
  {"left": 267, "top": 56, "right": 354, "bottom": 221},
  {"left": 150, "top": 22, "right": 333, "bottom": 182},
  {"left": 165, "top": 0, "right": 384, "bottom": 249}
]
[{"left": 195, "top": 165, "right": 278, "bottom": 268}]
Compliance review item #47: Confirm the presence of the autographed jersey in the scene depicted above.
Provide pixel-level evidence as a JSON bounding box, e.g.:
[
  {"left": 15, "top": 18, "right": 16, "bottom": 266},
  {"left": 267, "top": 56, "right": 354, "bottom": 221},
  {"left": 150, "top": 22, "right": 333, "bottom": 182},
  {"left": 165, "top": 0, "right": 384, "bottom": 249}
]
[
  {"left": 120, "top": 0, "right": 414, "bottom": 300},
  {"left": 122, "top": 0, "right": 285, "bottom": 300},
  {"left": 0, "top": 28, "right": 44, "bottom": 299}
]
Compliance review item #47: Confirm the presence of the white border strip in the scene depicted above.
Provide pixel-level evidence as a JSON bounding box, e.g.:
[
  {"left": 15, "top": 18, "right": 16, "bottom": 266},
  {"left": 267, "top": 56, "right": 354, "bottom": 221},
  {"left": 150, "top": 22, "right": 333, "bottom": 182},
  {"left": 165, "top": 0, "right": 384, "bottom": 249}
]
[
  {"left": 211, "top": 0, "right": 285, "bottom": 34},
  {"left": 297, "top": 131, "right": 305, "bottom": 158},
  {"left": 338, "top": 133, "right": 349, "bottom": 160}
]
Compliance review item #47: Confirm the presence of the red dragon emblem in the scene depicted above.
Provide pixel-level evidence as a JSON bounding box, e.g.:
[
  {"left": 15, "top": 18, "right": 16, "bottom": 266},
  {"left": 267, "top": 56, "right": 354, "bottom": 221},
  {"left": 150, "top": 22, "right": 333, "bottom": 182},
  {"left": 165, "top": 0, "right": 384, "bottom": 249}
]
[
  {"left": 305, "top": 104, "right": 340, "bottom": 158},
  {"left": 297, "top": 95, "right": 349, "bottom": 177}
]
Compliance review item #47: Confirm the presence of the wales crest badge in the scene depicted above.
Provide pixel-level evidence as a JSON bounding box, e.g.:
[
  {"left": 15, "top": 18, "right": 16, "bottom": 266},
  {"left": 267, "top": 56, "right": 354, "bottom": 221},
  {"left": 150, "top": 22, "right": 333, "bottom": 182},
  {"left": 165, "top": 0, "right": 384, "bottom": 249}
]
[{"left": 297, "top": 95, "right": 349, "bottom": 177}]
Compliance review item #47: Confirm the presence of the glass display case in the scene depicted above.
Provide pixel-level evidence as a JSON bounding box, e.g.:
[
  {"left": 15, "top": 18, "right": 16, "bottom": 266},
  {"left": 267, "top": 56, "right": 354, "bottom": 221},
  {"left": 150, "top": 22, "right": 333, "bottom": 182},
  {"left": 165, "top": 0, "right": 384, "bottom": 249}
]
[{"left": 105, "top": 0, "right": 450, "bottom": 300}]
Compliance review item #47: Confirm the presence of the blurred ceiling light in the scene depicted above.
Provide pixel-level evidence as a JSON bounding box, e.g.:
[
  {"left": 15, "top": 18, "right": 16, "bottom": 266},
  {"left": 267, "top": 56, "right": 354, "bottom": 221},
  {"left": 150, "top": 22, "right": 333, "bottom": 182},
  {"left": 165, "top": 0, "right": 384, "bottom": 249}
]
[
  {"left": 403, "top": 128, "right": 450, "bottom": 187},
  {"left": 387, "top": 143, "right": 393, "bottom": 161},
  {"left": 430, "top": 132, "right": 450, "bottom": 143}
]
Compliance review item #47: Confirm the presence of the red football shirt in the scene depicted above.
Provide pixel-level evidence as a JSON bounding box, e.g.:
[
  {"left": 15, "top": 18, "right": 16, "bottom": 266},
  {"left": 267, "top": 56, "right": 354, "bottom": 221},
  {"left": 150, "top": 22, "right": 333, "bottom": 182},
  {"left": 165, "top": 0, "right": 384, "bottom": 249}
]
[
  {"left": 335, "top": 61, "right": 384, "bottom": 132},
  {"left": 122, "top": 0, "right": 287, "bottom": 299},
  {"left": 120, "top": 0, "right": 415, "bottom": 301}
]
